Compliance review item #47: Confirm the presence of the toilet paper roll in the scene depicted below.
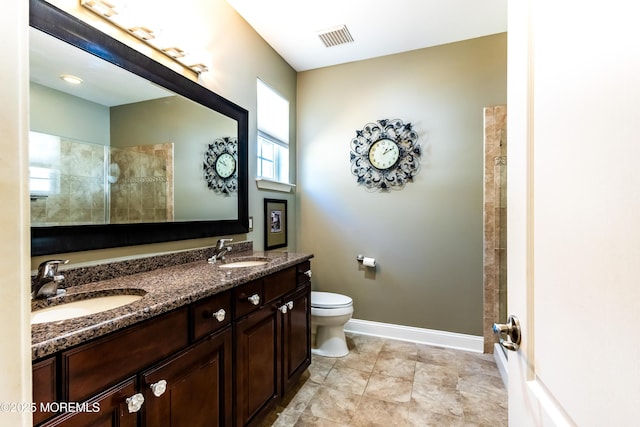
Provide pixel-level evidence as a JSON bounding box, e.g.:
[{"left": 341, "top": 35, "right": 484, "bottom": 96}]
[{"left": 362, "top": 257, "right": 376, "bottom": 268}]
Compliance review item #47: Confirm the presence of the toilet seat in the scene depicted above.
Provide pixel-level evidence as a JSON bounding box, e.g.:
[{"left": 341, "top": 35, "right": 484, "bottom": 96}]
[{"left": 311, "top": 291, "right": 352, "bottom": 309}]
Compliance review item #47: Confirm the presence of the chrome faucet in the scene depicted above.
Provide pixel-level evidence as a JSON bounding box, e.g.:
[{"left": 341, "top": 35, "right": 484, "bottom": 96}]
[
  {"left": 207, "top": 239, "right": 233, "bottom": 264},
  {"left": 32, "top": 259, "right": 69, "bottom": 299}
]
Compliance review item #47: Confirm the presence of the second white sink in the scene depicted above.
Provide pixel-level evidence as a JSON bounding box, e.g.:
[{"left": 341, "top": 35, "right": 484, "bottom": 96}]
[
  {"left": 219, "top": 259, "right": 269, "bottom": 269},
  {"left": 31, "top": 294, "right": 143, "bottom": 324}
]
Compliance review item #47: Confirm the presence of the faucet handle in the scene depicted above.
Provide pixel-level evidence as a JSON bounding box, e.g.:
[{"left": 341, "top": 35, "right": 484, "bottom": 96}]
[
  {"left": 37, "top": 259, "right": 69, "bottom": 277},
  {"left": 216, "top": 238, "right": 233, "bottom": 250}
]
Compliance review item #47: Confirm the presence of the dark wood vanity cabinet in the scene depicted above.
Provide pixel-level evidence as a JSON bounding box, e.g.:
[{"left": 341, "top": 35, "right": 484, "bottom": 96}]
[
  {"left": 141, "top": 328, "right": 232, "bottom": 427},
  {"left": 39, "top": 378, "right": 138, "bottom": 427},
  {"left": 33, "top": 260, "right": 311, "bottom": 427},
  {"left": 234, "top": 263, "right": 312, "bottom": 427}
]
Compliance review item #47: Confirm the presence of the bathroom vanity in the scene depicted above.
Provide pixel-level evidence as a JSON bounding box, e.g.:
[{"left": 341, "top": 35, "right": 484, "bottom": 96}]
[{"left": 30, "top": 248, "right": 312, "bottom": 427}]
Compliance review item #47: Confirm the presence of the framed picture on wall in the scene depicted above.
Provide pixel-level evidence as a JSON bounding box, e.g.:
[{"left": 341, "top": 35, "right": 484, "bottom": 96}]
[{"left": 264, "top": 198, "right": 287, "bottom": 250}]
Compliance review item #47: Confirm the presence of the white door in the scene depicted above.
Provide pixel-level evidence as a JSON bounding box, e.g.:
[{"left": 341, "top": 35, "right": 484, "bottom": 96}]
[{"left": 504, "top": 0, "right": 640, "bottom": 425}]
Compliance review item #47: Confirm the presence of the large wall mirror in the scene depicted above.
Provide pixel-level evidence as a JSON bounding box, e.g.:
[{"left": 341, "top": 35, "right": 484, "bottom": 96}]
[{"left": 29, "top": 0, "right": 249, "bottom": 256}]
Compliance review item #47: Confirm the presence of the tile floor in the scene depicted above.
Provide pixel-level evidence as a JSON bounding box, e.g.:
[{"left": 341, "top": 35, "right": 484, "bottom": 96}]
[{"left": 259, "top": 333, "right": 508, "bottom": 427}]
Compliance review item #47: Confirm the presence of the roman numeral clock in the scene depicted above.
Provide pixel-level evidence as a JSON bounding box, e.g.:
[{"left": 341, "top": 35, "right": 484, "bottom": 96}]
[{"left": 349, "top": 119, "right": 421, "bottom": 191}]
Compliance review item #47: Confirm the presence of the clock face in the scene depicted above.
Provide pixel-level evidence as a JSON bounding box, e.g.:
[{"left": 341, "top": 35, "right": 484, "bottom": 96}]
[
  {"left": 368, "top": 138, "right": 400, "bottom": 170},
  {"left": 215, "top": 153, "right": 236, "bottom": 179}
]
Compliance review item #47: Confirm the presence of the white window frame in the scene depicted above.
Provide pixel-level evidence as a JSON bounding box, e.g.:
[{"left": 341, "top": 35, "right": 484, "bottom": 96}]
[{"left": 256, "top": 79, "right": 294, "bottom": 191}]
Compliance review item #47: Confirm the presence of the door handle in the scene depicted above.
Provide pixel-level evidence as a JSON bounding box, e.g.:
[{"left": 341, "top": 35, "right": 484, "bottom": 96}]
[{"left": 493, "top": 314, "right": 521, "bottom": 351}]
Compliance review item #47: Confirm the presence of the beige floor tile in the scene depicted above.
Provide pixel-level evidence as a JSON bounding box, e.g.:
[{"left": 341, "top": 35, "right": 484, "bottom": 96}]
[
  {"left": 411, "top": 381, "right": 464, "bottom": 417},
  {"left": 308, "top": 356, "right": 336, "bottom": 384},
  {"left": 302, "top": 386, "right": 361, "bottom": 424},
  {"left": 348, "top": 333, "right": 386, "bottom": 354},
  {"left": 416, "top": 344, "right": 459, "bottom": 366},
  {"left": 381, "top": 339, "right": 419, "bottom": 357},
  {"left": 372, "top": 356, "right": 416, "bottom": 380},
  {"left": 364, "top": 374, "right": 413, "bottom": 404},
  {"left": 407, "top": 404, "right": 466, "bottom": 427},
  {"left": 263, "top": 334, "right": 507, "bottom": 427},
  {"left": 414, "top": 361, "right": 459, "bottom": 389},
  {"left": 323, "top": 366, "right": 371, "bottom": 395},
  {"left": 332, "top": 349, "right": 378, "bottom": 372},
  {"left": 350, "top": 396, "right": 410, "bottom": 427},
  {"left": 294, "top": 413, "right": 350, "bottom": 427}
]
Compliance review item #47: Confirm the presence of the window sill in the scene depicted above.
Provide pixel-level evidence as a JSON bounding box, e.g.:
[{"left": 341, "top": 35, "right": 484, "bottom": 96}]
[{"left": 255, "top": 178, "right": 296, "bottom": 193}]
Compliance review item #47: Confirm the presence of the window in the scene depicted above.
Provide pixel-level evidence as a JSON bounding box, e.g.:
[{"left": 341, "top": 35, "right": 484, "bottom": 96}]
[
  {"left": 257, "top": 79, "right": 289, "bottom": 183},
  {"left": 29, "top": 131, "right": 61, "bottom": 197}
]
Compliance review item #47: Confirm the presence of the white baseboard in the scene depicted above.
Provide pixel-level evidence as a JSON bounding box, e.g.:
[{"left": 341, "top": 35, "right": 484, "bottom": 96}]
[
  {"left": 493, "top": 343, "right": 508, "bottom": 388},
  {"left": 344, "top": 318, "right": 484, "bottom": 353}
]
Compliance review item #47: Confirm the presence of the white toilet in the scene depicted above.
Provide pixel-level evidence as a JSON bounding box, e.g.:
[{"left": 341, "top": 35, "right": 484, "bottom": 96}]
[{"left": 311, "top": 291, "right": 353, "bottom": 357}]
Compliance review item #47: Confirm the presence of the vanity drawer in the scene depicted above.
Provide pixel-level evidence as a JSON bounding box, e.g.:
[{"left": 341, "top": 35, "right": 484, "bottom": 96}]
[
  {"left": 264, "top": 267, "right": 296, "bottom": 303},
  {"left": 233, "top": 280, "right": 263, "bottom": 318},
  {"left": 191, "top": 290, "right": 232, "bottom": 341},
  {"left": 61, "top": 308, "right": 188, "bottom": 402}
]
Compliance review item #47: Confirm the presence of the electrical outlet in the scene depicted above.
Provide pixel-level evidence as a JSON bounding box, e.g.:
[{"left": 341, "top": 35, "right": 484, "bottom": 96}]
[{"left": 248, "top": 216, "right": 253, "bottom": 231}]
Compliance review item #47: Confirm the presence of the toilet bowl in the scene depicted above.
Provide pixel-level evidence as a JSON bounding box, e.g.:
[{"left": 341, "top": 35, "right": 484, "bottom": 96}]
[{"left": 311, "top": 291, "right": 353, "bottom": 357}]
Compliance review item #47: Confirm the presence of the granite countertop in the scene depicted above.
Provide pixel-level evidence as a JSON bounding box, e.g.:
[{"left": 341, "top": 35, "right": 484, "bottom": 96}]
[{"left": 31, "top": 249, "right": 313, "bottom": 360}]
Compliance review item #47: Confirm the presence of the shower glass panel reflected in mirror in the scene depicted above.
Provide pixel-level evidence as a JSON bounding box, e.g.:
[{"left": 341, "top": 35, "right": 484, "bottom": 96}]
[{"left": 29, "top": 131, "right": 175, "bottom": 226}]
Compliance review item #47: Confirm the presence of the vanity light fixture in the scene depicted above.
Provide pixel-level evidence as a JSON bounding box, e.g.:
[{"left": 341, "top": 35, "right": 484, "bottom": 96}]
[
  {"left": 81, "top": 0, "right": 118, "bottom": 18},
  {"left": 128, "top": 26, "right": 155, "bottom": 41},
  {"left": 60, "top": 74, "right": 83, "bottom": 85},
  {"left": 189, "top": 63, "right": 209, "bottom": 74},
  {"left": 162, "top": 47, "right": 185, "bottom": 59},
  {"left": 80, "top": 0, "right": 209, "bottom": 75}
]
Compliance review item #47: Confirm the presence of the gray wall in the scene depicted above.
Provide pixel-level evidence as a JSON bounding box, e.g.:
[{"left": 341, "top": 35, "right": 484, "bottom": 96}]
[
  {"left": 296, "top": 33, "right": 507, "bottom": 335},
  {"left": 30, "top": 82, "right": 110, "bottom": 145}
]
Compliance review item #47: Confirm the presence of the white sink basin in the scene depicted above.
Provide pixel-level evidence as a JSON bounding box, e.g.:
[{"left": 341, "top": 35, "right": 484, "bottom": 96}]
[
  {"left": 31, "top": 294, "right": 143, "bottom": 324},
  {"left": 219, "top": 260, "right": 269, "bottom": 269}
]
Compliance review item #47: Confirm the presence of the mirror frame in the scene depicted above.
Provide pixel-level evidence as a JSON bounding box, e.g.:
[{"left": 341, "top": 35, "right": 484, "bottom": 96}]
[{"left": 29, "top": 0, "right": 249, "bottom": 256}]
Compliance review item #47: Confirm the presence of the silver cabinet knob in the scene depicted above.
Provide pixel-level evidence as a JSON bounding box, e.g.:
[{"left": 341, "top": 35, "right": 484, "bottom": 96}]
[
  {"left": 212, "top": 308, "right": 226, "bottom": 322},
  {"left": 304, "top": 270, "right": 312, "bottom": 278},
  {"left": 493, "top": 314, "right": 522, "bottom": 351},
  {"left": 150, "top": 379, "right": 167, "bottom": 397},
  {"left": 247, "top": 294, "right": 260, "bottom": 305},
  {"left": 126, "top": 393, "right": 144, "bottom": 413}
]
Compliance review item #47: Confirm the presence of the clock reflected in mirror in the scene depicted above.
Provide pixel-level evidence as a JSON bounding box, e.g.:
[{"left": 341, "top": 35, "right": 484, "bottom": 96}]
[
  {"left": 350, "top": 119, "right": 421, "bottom": 191},
  {"left": 203, "top": 137, "right": 239, "bottom": 195}
]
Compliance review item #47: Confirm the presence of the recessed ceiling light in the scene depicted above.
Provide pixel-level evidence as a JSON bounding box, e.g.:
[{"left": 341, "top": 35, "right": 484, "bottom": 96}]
[{"left": 60, "top": 74, "right": 84, "bottom": 85}]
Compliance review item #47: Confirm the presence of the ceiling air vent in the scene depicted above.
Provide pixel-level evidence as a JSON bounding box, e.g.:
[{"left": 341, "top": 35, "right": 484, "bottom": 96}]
[{"left": 317, "top": 25, "right": 354, "bottom": 48}]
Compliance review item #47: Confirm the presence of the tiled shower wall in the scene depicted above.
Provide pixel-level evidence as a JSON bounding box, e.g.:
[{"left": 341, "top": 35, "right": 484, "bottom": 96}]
[
  {"left": 30, "top": 140, "right": 174, "bottom": 225},
  {"left": 483, "top": 105, "right": 507, "bottom": 353},
  {"left": 30, "top": 137, "right": 106, "bottom": 226},
  {"left": 110, "top": 143, "right": 174, "bottom": 223}
]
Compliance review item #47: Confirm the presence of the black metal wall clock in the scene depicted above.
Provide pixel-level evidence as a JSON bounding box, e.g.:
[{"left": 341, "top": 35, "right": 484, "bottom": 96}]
[
  {"left": 350, "top": 119, "right": 421, "bottom": 191},
  {"left": 203, "top": 137, "right": 238, "bottom": 195}
]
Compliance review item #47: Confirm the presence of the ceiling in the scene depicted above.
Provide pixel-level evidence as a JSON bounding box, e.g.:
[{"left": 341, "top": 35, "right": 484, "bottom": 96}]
[
  {"left": 225, "top": 0, "right": 508, "bottom": 71},
  {"left": 30, "top": 28, "right": 171, "bottom": 107}
]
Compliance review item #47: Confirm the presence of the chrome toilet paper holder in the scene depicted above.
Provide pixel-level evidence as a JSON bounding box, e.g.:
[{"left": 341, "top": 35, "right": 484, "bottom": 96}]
[{"left": 356, "top": 254, "right": 376, "bottom": 267}]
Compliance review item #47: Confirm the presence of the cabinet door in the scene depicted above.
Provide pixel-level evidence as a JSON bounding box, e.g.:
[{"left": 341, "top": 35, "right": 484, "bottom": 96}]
[
  {"left": 281, "top": 283, "right": 312, "bottom": 394},
  {"left": 33, "top": 356, "right": 56, "bottom": 425},
  {"left": 141, "top": 328, "right": 232, "bottom": 427},
  {"left": 234, "top": 304, "right": 280, "bottom": 427},
  {"left": 40, "top": 378, "right": 138, "bottom": 427}
]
